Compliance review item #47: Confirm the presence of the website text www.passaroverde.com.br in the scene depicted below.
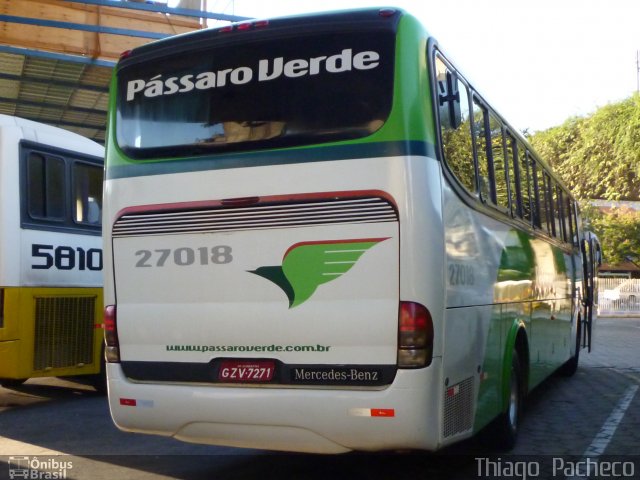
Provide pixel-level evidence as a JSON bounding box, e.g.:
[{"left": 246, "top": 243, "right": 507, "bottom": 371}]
[{"left": 165, "top": 344, "right": 332, "bottom": 353}]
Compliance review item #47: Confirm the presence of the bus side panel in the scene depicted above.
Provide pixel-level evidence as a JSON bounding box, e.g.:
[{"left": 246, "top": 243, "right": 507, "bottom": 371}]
[
  {"left": 528, "top": 246, "right": 574, "bottom": 388},
  {"left": 441, "top": 180, "right": 511, "bottom": 442},
  {"left": 19, "top": 229, "right": 103, "bottom": 288},
  {"left": 0, "top": 288, "right": 22, "bottom": 378},
  {"left": 441, "top": 178, "right": 576, "bottom": 439},
  {"left": 0, "top": 126, "right": 21, "bottom": 287},
  {"left": 0, "top": 287, "right": 103, "bottom": 379}
]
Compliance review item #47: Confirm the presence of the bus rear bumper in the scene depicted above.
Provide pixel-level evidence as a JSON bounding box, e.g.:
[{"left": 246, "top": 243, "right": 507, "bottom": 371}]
[{"left": 106, "top": 359, "right": 443, "bottom": 454}]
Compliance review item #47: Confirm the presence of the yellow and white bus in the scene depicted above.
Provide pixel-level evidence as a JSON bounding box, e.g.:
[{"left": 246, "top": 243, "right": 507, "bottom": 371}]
[
  {"left": 103, "top": 9, "right": 597, "bottom": 452},
  {"left": 0, "top": 115, "right": 104, "bottom": 390}
]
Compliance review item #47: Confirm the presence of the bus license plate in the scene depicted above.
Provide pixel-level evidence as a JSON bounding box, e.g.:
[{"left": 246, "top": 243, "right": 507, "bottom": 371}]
[{"left": 218, "top": 360, "right": 275, "bottom": 383}]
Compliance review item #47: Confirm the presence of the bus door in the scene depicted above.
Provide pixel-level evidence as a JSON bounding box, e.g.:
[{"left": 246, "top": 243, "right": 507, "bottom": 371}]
[{"left": 580, "top": 231, "right": 601, "bottom": 351}]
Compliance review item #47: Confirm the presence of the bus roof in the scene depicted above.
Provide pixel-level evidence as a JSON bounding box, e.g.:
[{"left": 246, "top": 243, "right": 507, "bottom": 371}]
[
  {"left": 0, "top": 114, "right": 104, "bottom": 158},
  {"left": 118, "top": 8, "right": 406, "bottom": 67}
]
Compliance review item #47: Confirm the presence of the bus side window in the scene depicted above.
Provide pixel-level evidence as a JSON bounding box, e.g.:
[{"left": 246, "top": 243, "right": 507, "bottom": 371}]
[
  {"left": 506, "top": 133, "right": 521, "bottom": 218},
  {"left": 74, "top": 163, "right": 103, "bottom": 226},
  {"left": 518, "top": 147, "right": 532, "bottom": 223},
  {"left": 566, "top": 196, "right": 577, "bottom": 246},
  {"left": 435, "top": 55, "right": 476, "bottom": 194},
  {"left": 27, "top": 152, "right": 65, "bottom": 221},
  {"left": 573, "top": 204, "right": 581, "bottom": 248},
  {"left": 555, "top": 186, "right": 567, "bottom": 243},
  {"left": 532, "top": 159, "right": 546, "bottom": 232},
  {"left": 526, "top": 153, "right": 539, "bottom": 227},
  {"left": 473, "top": 98, "right": 491, "bottom": 203},
  {"left": 543, "top": 172, "right": 556, "bottom": 237},
  {"left": 489, "top": 112, "right": 509, "bottom": 211}
]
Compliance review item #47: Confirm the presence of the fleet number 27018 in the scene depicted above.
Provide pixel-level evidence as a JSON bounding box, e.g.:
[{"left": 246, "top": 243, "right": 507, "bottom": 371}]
[{"left": 135, "top": 246, "right": 233, "bottom": 267}]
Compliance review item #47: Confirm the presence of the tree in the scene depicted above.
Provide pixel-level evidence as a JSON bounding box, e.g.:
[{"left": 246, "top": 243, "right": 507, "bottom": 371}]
[
  {"left": 530, "top": 95, "right": 640, "bottom": 263},
  {"left": 580, "top": 203, "right": 640, "bottom": 264},
  {"left": 529, "top": 95, "right": 640, "bottom": 201}
]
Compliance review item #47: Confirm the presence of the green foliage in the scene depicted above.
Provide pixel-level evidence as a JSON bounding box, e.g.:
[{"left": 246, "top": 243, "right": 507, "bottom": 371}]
[
  {"left": 580, "top": 203, "right": 640, "bottom": 264},
  {"left": 442, "top": 118, "right": 475, "bottom": 192},
  {"left": 530, "top": 94, "right": 640, "bottom": 201},
  {"left": 530, "top": 95, "right": 640, "bottom": 263}
]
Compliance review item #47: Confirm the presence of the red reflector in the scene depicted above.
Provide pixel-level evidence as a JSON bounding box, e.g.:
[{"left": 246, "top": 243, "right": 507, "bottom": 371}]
[
  {"left": 219, "top": 25, "right": 233, "bottom": 33},
  {"left": 119, "top": 49, "right": 132, "bottom": 60},
  {"left": 379, "top": 8, "right": 397, "bottom": 17},
  {"left": 253, "top": 20, "right": 269, "bottom": 28},
  {"left": 371, "top": 408, "right": 395, "bottom": 417},
  {"left": 120, "top": 398, "right": 137, "bottom": 407},
  {"left": 236, "top": 21, "right": 252, "bottom": 31}
]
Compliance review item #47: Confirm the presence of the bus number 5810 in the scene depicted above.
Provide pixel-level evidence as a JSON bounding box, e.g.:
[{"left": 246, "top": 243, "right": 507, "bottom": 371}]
[{"left": 31, "top": 244, "right": 103, "bottom": 271}]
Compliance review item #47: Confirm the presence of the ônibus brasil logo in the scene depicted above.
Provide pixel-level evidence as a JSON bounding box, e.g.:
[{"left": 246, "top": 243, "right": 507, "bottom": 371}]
[{"left": 250, "top": 238, "right": 388, "bottom": 308}]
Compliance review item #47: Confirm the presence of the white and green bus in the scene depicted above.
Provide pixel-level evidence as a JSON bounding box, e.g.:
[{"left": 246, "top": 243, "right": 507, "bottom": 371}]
[{"left": 103, "top": 8, "right": 597, "bottom": 453}]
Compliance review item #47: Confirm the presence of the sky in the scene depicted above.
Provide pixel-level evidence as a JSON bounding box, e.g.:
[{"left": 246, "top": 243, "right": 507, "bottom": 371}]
[{"left": 197, "top": 0, "right": 640, "bottom": 133}]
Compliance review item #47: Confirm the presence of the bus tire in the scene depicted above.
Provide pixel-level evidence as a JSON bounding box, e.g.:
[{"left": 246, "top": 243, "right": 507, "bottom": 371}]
[
  {"left": 89, "top": 343, "right": 108, "bottom": 395},
  {"left": 89, "top": 371, "right": 107, "bottom": 395},
  {"left": 494, "top": 350, "right": 522, "bottom": 451},
  {"left": 0, "top": 378, "right": 27, "bottom": 388},
  {"left": 559, "top": 316, "right": 581, "bottom": 377}
]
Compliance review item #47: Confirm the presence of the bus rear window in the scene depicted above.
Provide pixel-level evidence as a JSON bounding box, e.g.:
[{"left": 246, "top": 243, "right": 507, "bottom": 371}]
[{"left": 116, "top": 31, "right": 395, "bottom": 159}]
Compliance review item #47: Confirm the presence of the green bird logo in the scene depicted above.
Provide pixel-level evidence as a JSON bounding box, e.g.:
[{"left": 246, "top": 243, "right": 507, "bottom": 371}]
[{"left": 250, "top": 238, "right": 388, "bottom": 308}]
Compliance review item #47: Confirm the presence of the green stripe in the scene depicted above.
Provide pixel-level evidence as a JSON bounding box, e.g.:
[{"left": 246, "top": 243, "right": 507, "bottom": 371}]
[{"left": 106, "top": 140, "right": 436, "bottom": 180}]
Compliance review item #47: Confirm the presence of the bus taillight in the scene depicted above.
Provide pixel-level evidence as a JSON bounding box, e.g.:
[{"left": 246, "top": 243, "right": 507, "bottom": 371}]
[
  {"left": 104, "top": 305, "right": 120, "bottom": 363},
  {"left": 398, "top": 301, "right": 433, "bottom": 368},
  {"left": 378, "top": 8, "right": 398, "bottom": 17}
]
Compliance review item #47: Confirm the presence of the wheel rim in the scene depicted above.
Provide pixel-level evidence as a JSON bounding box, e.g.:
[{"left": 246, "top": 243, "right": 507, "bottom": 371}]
[{"left": 508, "top": 369, "right": 519, "bottom": 430}]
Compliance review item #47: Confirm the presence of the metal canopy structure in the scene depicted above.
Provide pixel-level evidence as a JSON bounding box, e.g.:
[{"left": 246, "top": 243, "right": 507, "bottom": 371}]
[{"left": 0, "top": 0, "right": 249, "bottom": 143}]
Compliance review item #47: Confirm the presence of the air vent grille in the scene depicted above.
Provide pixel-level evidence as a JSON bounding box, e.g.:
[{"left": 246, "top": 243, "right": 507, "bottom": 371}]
[
  {"left": 443, "top": 377, "right": 474, "bottom": 438},
  {"left": 113, "top": 197, "right": 398, "bottom": 237},
  {"left": 33, "top": 296, "right": 95, "bottom": 371}
]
